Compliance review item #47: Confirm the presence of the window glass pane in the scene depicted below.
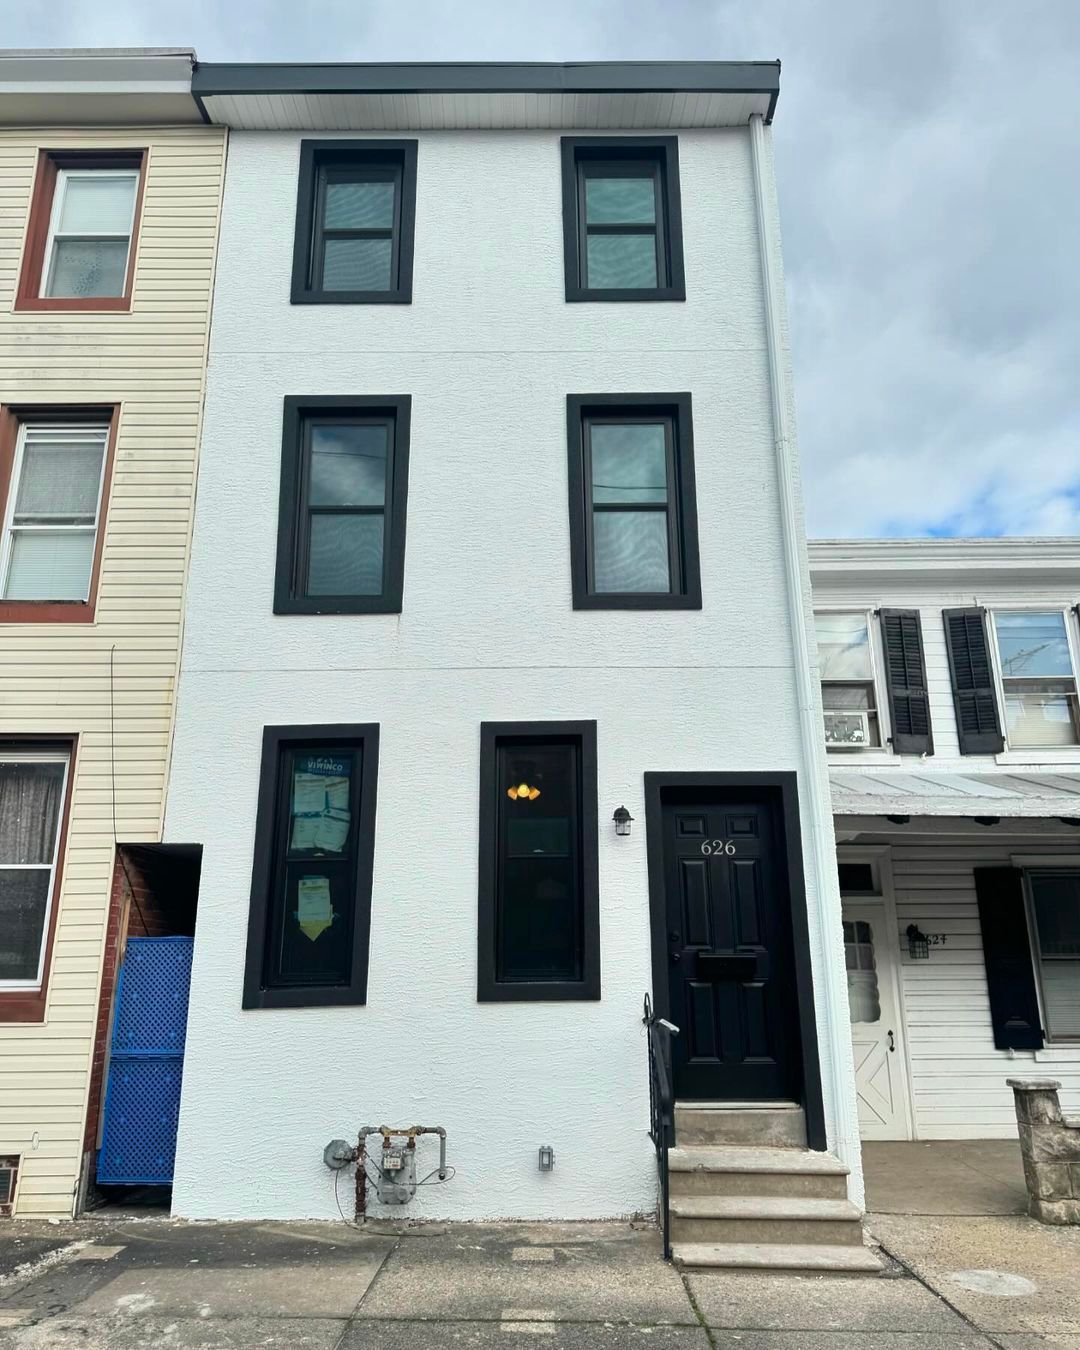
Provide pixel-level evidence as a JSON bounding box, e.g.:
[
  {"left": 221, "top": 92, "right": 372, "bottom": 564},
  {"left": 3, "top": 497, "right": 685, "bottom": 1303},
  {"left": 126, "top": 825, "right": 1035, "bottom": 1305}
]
[
  {"left": 0, "top": 870, "right": 51, "bottom": 982},
  {"left": 46, "top": 238, "right": 129, "bottom": 297},
  {"left": 585, "top": 175, "right": 656, "bottom": 225},
  {"left": 838, "top": 862, "right": 877, "bottom": 895},
  {"left": 996, "top": 612, "right": 1073, "bottom": 678},
  {"left": 307, "top": 513, "right": 384, "bottom": 596},
  {"left": 321, "top": 237, "right": 392, "bottom": 291},
  {"left": 1004, "top": 685, "right": 1079, "bottom": 748},
  {"left": 324, "top": 178, "right": 394, "bottom": 230},
  {"left": 288, "top": 751, "right": 354, "bottom": 856},
  {"left": 15, "top": 439, "right": 104, "bottom": 520},
  {"left": 592, "top": 510, "right": 670, "bottom": 593},
  {"left": 309, "top": 424, "right": 387, "bottom": 507},
  {"left": 816, "top": 614, "right": 873, "bottom": 681},
  {"left": 57, "top": 174, "right": 136, "bottom": 234},
  {"left": 844, "top": 924, "right": 882, "bottom": 1023},
  {"left": 497, "top": 741, "right": 582, "bottom": 982},
  {"left": 0, "top": 761, "right": 64, "bottom": 864},
  {"left": 4, "top": 531, "right": 95, "bottom": 601},
  {"left": 1030, "top": 873, "right": 1080, "bottom": 1038},
  {"left": 585, "top": 233, "right": 657, "bottom": 289},
  {"left": 590, "top": 423, "right": 668, "bottom": 504},
  {"left": 273, "top": 862, "right": 354, "bottom": 986}
]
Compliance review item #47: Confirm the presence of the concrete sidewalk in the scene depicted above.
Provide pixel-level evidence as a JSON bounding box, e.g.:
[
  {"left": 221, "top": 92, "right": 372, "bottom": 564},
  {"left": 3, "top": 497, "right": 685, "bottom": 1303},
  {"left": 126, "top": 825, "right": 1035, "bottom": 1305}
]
[{"left": 0, "top": 1212, "right": 1077, "bottom": 1348}]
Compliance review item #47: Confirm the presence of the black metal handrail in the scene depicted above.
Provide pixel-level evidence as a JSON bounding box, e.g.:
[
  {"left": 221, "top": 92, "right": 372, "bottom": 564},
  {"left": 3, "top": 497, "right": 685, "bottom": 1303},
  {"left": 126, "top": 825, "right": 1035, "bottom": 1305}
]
[{"left": 643, "top": 992, "right": 678, "bottom": 1260}]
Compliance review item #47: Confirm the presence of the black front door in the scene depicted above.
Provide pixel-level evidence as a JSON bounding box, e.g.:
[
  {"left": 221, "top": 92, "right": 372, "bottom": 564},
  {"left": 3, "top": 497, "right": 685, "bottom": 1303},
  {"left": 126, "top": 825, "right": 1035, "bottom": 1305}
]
[{"left": 661, "top": 791, "right": 801, "bottom": 1101}]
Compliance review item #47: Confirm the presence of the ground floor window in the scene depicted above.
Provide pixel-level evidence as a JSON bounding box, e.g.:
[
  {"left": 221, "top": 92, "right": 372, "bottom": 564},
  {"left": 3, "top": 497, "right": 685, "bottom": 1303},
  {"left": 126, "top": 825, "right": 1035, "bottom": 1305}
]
[
  {"left": 1027, "top": 870, "right": 1080, "bottom": 1040},
  {"left": 0, "top": 748, "right": 68, "bottom": 993}
]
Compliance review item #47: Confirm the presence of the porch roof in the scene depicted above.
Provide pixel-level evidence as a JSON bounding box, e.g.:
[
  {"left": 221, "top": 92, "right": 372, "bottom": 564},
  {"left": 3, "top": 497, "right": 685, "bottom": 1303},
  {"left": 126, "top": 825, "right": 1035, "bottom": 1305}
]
[{"left": 829, "top": 769, "right": 1080, "bottom": 818}]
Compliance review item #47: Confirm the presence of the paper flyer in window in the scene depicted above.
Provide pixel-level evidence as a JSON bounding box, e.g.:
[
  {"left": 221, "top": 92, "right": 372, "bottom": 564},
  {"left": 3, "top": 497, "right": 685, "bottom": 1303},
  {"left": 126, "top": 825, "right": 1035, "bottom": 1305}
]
[
  {"left": 314, "top": 808, "right": 351, "bottom": 854},
  {"left": 289, "top": 815, "right": 321, "bottom": 851},
  {"left": 292, "top": 772, "right": 328, "bottom": 815},
  {"left": 296, "top": 875, "right": 334, "bottom": 942}
]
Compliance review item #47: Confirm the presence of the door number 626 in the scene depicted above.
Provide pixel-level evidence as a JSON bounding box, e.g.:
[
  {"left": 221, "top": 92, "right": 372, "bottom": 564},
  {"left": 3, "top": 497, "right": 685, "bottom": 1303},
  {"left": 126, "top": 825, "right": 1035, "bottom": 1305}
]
[{"left": 700, "top": 839, "right": 736, "bottom": 856}]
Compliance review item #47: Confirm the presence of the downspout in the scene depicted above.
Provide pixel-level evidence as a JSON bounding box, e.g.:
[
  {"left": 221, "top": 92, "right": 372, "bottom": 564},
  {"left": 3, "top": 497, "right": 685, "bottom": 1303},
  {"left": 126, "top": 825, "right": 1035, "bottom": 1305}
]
[{"left": 747, "top": 113, "right": 862, "bottom": 1202}]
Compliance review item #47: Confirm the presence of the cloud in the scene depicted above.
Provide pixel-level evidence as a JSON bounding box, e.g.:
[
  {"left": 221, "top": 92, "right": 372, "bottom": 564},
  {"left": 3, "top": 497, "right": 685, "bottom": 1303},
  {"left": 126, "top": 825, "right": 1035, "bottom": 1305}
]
[{"left": 4, "top": 0, "right": 1077, "bottom": 537}]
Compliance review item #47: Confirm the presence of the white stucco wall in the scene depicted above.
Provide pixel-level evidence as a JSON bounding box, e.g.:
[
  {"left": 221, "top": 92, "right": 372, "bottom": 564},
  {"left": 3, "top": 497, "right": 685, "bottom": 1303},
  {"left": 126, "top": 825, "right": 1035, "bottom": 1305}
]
[{"left": 165, "top": 126, "right": 843, "bottom": 1220}]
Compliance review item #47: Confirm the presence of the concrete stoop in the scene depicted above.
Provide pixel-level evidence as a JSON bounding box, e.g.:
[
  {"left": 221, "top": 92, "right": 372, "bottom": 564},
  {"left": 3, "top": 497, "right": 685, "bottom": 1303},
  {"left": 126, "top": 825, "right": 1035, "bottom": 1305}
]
[{"left": 668, "top": 1103, "right": 883, "bottom": 1274}]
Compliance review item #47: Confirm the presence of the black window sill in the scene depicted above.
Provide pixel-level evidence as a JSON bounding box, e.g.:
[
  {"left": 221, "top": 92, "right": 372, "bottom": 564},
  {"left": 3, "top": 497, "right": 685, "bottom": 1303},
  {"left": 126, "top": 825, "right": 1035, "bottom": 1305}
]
[
  {"left": 243, "top": 984, "right": 368, "bottom": 1011},
  {"left": 290, "top": 288, "right": 413, "bottom": 305},
  {"left": 478, "top": 979, "right": 601, "bottom": 1003},
  {"left": 565, "top": 285, "right": 686, "bottom": 304},
  {"left": 273, "top": 594, "right": 404, "bottom": 616},
  {"left": 572, "top": 591, "right": 702, "bottom": 611}
]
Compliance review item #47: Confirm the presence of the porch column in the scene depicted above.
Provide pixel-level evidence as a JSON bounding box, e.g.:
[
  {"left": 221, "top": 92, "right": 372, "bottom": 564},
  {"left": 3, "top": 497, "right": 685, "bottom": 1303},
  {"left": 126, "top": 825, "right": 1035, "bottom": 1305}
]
[{"left": 1007, "top": 1078, "right": 1080, "bottom": 1224}]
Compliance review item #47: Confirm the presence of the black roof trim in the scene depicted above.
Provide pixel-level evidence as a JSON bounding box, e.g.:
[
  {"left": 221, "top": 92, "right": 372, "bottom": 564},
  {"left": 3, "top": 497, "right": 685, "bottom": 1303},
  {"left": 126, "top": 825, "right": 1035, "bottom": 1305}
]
[{"left": 192, "top": 59, "right": 781, "bottom": 101}]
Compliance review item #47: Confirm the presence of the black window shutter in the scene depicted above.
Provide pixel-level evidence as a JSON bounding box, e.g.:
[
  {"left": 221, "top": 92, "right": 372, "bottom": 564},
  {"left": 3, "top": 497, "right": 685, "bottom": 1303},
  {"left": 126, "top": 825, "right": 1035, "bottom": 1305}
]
[
  {"left": 943, "top": 608, "right": 1005, "bottom": 754},
  {"left": 879, "top": 609, "right": 933, "bottom": 755},
  {"left": 974, "top": 867, "right": 1044, "bottom": 1050}
]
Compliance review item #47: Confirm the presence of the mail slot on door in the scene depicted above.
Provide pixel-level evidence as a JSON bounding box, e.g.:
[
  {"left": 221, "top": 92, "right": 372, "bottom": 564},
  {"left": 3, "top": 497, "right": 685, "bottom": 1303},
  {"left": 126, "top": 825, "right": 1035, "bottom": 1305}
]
[{"left": 696, "top": 951, "right": 770, "bottom": 981}]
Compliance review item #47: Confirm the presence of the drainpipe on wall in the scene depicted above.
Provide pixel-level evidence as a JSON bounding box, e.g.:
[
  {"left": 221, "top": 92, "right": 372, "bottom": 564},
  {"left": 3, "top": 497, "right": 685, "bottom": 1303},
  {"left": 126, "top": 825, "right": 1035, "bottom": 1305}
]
[{"left": 747, "top": 112, "right": 863, "bottom": 1205}]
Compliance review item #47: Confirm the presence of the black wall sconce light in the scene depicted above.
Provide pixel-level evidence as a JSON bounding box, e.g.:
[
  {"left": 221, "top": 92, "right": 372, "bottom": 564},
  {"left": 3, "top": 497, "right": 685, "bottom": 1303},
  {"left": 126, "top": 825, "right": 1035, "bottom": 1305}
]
[
  {"left": 613, "top": 805, "right": 634, "bottom": 837},
  {"left": 906, "top": 924, "right": 930, "bottom": 960}
]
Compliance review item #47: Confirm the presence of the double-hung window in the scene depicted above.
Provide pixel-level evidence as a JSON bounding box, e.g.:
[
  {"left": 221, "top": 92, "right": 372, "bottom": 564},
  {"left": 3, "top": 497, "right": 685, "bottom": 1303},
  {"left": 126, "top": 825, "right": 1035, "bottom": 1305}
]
[
  {"left": 561, "top": 138, "right": 685, "bottom": 301},
  {"left": 992, "top": 611, "right": 1080, "bottom": 748},
  {"left": 815, "top": 613, "right": 882, "bottom": 748},
  {"left": 1026, "top": 870, "right": 1080, "bottom": 1041},
  {"left": 0, "top": 748, "right": 69, "bottom": 998},
  {"left": 291, "top": 141, "right": 418, "bottom": 304},
  {"left": 0, "top": 418, "right": 111, "bottom": 611},
  {"left": 243, "top": 725, "right": 380, "bottom": 1009},
  {"left": 18, "top": 152, "right": 144, "bottom": 308},
  {"left": 274, "top": 397, "right": 411, "bottom": 615},
  {"left": 477, "top": 722, "right": 600, "bottom": 1001},
  {"left": 566, "top": 394, "right": 701, "bottom": 609}
]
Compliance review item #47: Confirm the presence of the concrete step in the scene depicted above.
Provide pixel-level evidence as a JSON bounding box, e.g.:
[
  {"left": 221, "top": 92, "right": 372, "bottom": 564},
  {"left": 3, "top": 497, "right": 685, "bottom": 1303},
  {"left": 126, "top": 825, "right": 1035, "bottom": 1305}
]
[
  {"left": 673, "top": 1240, "right": 884, "bottom": 1274},
  {"left": 669, "top": 1195, "right": 864, "bottom": 1245},
  {"left": 668, "top": 1146, "right": 848, "bottom": 1199},
  {"left": 674, "top": 1102, "right": 807, "bottom": 1149}
]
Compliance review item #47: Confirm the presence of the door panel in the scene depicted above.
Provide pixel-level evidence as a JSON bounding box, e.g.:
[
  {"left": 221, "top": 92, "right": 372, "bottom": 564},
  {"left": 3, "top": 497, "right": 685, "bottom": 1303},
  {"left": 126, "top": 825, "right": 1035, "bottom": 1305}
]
[
  {"left": 662, "top": 794, "right": 801, "bottom": 1101},
  {"left": 843, "top": 902, "right": 912, "bottom": 1139}
]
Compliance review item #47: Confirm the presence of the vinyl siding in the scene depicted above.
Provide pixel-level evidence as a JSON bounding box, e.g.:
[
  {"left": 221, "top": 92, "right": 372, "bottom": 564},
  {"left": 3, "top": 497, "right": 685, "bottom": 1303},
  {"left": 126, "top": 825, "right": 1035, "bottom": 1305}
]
[{"left": 0, "top": 126, "right": 225, "bottom": 1216}]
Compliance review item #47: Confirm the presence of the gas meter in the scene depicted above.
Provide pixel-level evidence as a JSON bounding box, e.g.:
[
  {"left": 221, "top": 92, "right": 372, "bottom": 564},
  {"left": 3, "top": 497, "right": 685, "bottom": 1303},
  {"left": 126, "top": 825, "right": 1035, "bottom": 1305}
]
[{"left": 322, "top": 1124, "right": 448, "bottom": 1218}]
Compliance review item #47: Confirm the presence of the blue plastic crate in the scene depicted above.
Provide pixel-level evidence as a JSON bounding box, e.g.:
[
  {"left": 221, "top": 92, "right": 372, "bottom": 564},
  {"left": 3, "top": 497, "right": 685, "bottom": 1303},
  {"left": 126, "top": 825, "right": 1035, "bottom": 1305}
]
[
  {"left": 110, "top": 937, "right": 194, "bottom": 1057},
  {"left": 97, "top": 1056, "right": 184, "bottom": 1185}
]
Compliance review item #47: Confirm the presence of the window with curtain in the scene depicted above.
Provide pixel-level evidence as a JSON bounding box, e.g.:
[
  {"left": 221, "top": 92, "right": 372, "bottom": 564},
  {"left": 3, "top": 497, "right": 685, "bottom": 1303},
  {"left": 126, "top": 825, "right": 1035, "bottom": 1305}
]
[
  {"left": 993, "top": 611, "right": 1080, "bottom": 748},
  {"left": 815, "top": 613, "right": 881, "bottom": 748},
  {"left": 0, "top": 753, "right": 68, "bottom": 988},
  {"left": 1, "top": 422, "right": 109, "bottom": 602},
  {"left": 1027, "top": 871, "right": 1080, "bottom": 1040},
  {"left": 42, "top": 169, "right": 139, "bottom": 299}
]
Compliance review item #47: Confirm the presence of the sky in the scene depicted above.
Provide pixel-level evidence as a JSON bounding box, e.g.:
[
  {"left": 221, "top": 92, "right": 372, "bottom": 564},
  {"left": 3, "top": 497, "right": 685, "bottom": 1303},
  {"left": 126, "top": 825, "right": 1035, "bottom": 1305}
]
[{"left": 4, "top": 0, "right": 1078, "bottom": 539}]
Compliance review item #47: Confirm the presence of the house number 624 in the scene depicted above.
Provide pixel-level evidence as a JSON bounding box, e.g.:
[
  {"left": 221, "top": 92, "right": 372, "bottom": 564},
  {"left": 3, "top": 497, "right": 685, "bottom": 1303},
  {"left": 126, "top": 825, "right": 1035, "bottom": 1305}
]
[{"left": 700, "top": 840, "right": 736, "bottom": 856}]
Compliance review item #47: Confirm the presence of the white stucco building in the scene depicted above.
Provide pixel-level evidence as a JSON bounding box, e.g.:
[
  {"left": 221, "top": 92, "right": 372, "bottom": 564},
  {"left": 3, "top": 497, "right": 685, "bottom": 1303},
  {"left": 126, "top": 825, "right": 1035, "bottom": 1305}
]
[{"left": 163, "top": 61, "right": 865, "bottom": 1268}]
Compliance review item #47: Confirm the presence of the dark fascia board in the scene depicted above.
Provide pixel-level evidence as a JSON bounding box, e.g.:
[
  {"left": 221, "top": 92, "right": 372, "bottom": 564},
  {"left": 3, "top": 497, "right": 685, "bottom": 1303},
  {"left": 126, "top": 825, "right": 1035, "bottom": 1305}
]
[{"left": 193, "top": 59, "right": 780, "bottom": 102}]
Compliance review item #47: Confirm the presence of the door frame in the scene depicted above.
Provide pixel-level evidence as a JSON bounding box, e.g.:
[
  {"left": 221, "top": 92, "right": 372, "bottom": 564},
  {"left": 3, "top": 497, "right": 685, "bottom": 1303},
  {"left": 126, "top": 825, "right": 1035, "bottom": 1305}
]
[
  {"left": 838, "top": 844, "right": 917, "bottom": 1140},
  {"left": 644, "top": 771, "right": 826, "bottom": 1152}
]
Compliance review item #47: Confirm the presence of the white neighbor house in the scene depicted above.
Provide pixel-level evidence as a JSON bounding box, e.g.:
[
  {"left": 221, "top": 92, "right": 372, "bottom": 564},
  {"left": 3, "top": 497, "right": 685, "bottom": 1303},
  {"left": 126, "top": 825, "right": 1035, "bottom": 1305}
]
[
  {"left": 811, "top": 538, "right": 1080, "bottom": 1141},
  {"left": 162, "top": 61, "right": 867, "bottom": 1268}
]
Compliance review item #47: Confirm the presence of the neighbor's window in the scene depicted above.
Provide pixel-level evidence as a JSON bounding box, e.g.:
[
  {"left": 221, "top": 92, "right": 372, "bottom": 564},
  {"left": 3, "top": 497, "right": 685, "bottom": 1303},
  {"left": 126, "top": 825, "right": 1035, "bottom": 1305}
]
[
  {"left": 477, "top": 722, "right": 600, "bottom": 1001},
  {"left": 566, "top": 395, "right": 701, "bottom": 610},
  {"left": 243, "top": 726, "right": 379, "bottom": 1009},
  {"left": 816, "top": 613, "right": 881, "bottom": 749},
  {"left": 0, "top": 751, "right": 69, "bottom": 992},
  {"left": 1027, "top": 871, "right": 1080, "bottom": 1040},
  {"left": 274, "top": 397, "right": 411, "bottom": 615},
  {"left": 0, "top": 421, "right": 110, "bottom": 603},
  {"left": 291, "top": 140, "right": 418, "bottom": 303},
  {"left": 992, "top": 611, "right": 1079, "bottom": 748},
  {"left": 561, "top": 138, "right": 685, "bottom": 301}
]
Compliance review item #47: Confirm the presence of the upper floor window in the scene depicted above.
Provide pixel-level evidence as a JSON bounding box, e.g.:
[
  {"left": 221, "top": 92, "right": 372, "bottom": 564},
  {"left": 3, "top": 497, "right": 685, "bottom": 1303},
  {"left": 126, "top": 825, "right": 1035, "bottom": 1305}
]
[
  {"left": 274, "top": 397, "right": 411, "bottom": 616},
  {"left": 992, "top": 611, "right": 1079, "bottom": 749},
  {"left": 561, "top": 138, "right": 685, "bottom": 302},
  {"left": 1026, "top": 870, "right": 1080, "bottom": 1041},
  {"left": 291, "top": 140, "right": 418, "bottom": 304},
  {"left": 816, "top": 613, "right": 882, "bottom": 749},
  {"left": 0, "top": 415, "right": 113, "bottom": 619},
  {"left": 566, "top": 394, "right": 701, "bottom": 610},
  {"left": 18, "top": 152, "right": 144, "bottom": 310}
]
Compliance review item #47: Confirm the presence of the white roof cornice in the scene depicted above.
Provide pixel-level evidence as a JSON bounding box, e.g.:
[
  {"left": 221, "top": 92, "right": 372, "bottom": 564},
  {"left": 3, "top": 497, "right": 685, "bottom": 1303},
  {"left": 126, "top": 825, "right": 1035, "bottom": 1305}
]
[{"left": 808, "top": 537, "right": 1080, "bottom": 586}]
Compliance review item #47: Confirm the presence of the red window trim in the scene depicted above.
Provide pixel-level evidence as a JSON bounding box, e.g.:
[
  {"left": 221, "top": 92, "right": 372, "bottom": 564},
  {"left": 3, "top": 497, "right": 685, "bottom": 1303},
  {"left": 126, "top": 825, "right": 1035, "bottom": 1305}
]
[
  {"left": 0, "top": 736, "right": 78, "bottom": 1024},
  {"left": 0, "top": 403, "right": 119, "bottom": 624},
  {"left": 15, "top": 148, "right": 147, "bottom": 313}
]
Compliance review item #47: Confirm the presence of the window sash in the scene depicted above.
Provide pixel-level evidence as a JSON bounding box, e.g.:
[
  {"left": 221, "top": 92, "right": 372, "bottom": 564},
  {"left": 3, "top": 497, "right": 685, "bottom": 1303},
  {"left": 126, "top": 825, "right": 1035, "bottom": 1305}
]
[
  {"left": 0, "top": 751, "right": 69, "bottom": 991},
  {"left": 1026, "top": 870, "right": 1080, "bottom": 1041},
  {"left": 41, "top": 169, "right": 138, "bottom": 299},
  {"left": 582, "top": 414, "right": 679, "bottom": 595},
  {"left": 576, "top": 158, "right": 666, "bottom": 290},
  {"left": 0, "top": 423, "right": 109, "bottom": 603},
  {"left": 296, "top": 415, "right": 393, "bottom": 599},
  {"left": 992, "top": 610, "right": 1080, "bottom": 749},
  {"left": 310, "top": 164, "right": 402, "bottom": 294}
]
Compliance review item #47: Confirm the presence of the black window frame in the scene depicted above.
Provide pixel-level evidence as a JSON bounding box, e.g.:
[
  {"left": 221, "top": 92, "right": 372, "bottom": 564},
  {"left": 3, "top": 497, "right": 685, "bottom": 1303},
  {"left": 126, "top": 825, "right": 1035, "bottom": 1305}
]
[
  {"left": 560, "top": 137, "right": 686, "bottom": 303},
  {"left": 477, "top": 720, "right": 600, "bottom": 1002},
  {"left": 291, "top": 139, "right": 418, "bottom": 305},
  {"left": 243, "top": 723, "right": 380, "bottom": 1010},
  {"left": 566, "top": 393, "right": 701, "bottom": 610},
  {"left": 274, "top": 395, "right": 411, "bottom": 615}
]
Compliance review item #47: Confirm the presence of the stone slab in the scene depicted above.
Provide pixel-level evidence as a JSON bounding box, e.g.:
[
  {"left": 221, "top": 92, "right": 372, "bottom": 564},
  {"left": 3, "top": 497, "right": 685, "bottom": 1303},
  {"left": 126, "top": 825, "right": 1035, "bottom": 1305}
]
[
  {"left": 686, "top": 1270, "right": 970, "bottom": 1332},
  {"left": 341, "top": 1323, "right": 711, "bottom": 1348},
  {"left": 353, "top": 1223, "right": 694, "bottom": 1325},
  {"left": 0, "top": 1314, "right": 346, "bottom": 1349},
  {"left": 862, "top": 1141, "right": 1027, "bottom": 1217}
]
